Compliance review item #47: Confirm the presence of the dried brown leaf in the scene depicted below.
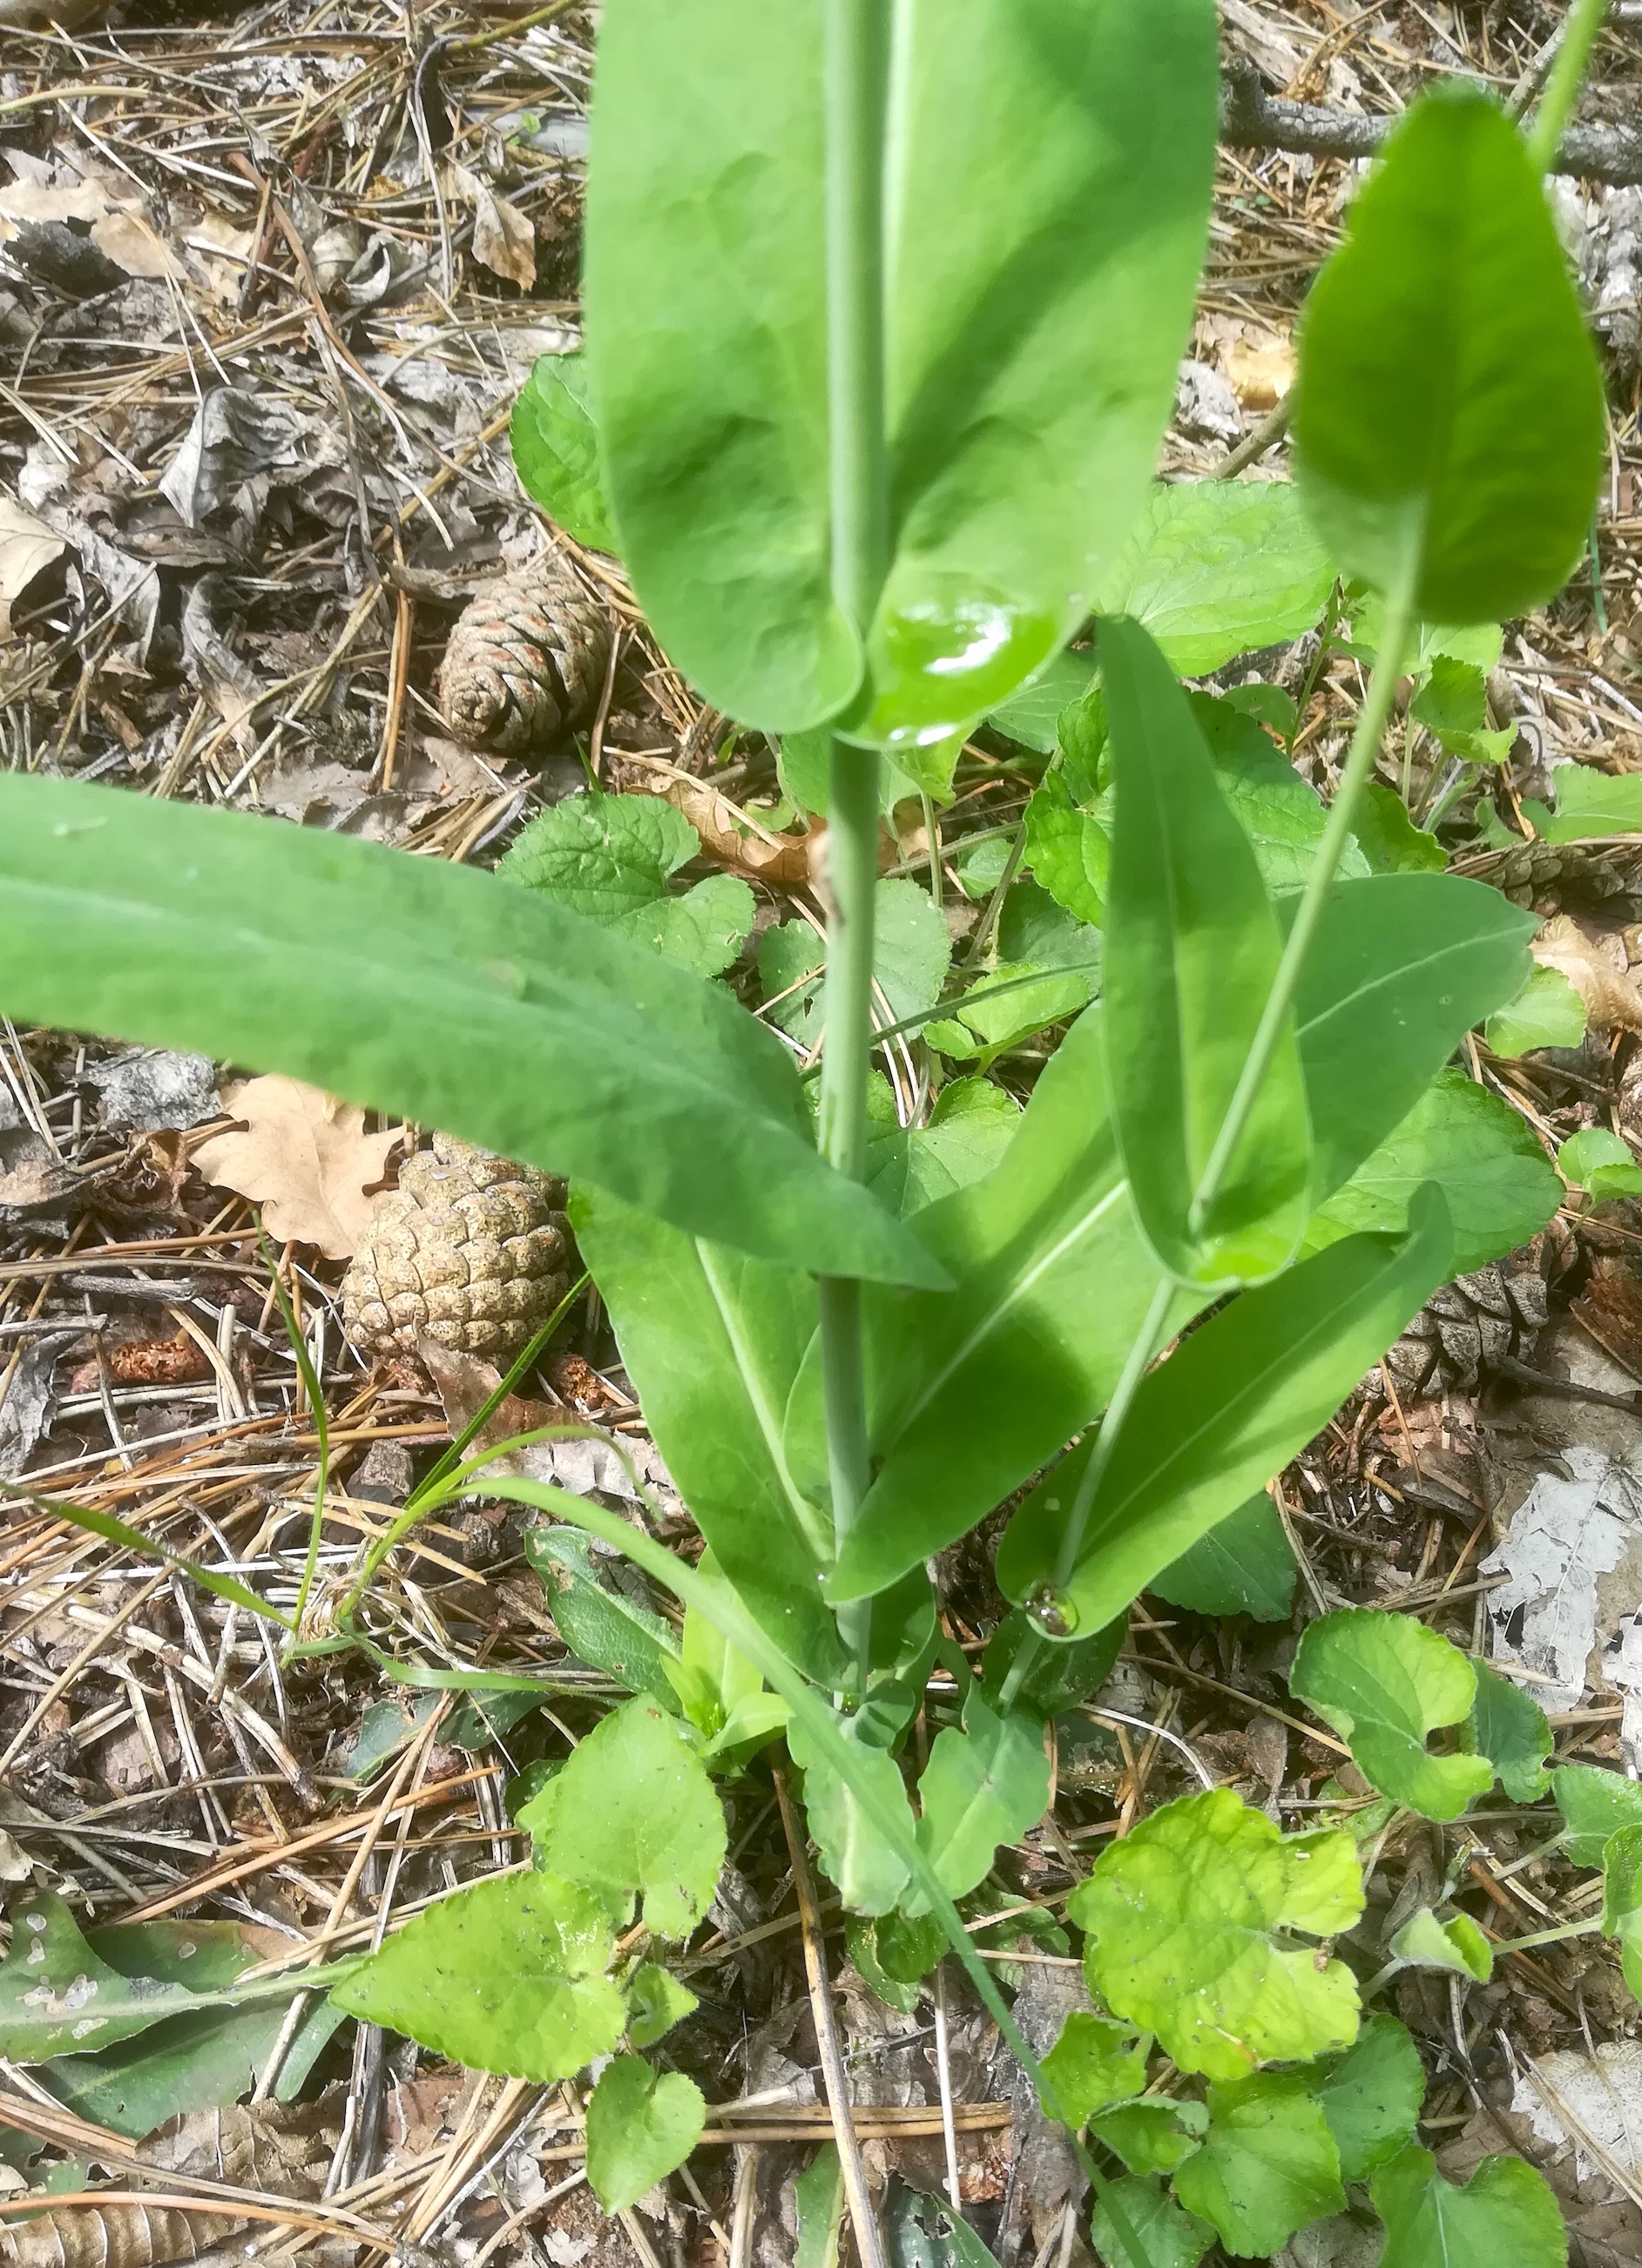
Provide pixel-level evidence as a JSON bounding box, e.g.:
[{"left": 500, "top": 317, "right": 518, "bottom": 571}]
[
  {"left": 656, "top": 777, "right": 815, "bottom": 885},
  {"left": 452, "top": 165, "right": 537, "bottom": 290},
  {"left": 0, "top": 499, "right": 64, "bottom": 638},
  {"left": 1533, "top": 915, "right": 1642, "bottom": 1034},
  {"left": 192, "top": 1077, "right": 402, "bottom": 1259}
]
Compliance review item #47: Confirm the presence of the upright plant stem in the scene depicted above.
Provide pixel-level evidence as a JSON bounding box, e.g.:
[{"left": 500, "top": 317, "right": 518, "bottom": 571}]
[
  {"left": 818, "top": 0, "right": 890, "bottom": 1689},
  {"left": 1190, "top": 571, "right": 1417, "bottom": 1233},
  {"left": 1525, "top": 0, "right": 1609, "bottom": 172}
]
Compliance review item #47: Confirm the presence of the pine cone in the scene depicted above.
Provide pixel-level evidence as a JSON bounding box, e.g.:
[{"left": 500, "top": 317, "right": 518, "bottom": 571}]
[
  {"left": 437, "top": 548, "right": 611, "bottom": 758},
  {"left": 341, "top": 1134, "right": 571, "bottom": 1361},
  {"left": 1382, "top": 1245, "right": 1549, "bottom": 1399},
  {"left": 1452, "top": 839, "right": 1642, "bottom": 918}
]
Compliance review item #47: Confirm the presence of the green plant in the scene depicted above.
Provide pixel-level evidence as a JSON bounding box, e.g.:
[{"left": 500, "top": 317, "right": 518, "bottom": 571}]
[{"left": 0, "top": 0, "right": 1618, "bottom": 2256}]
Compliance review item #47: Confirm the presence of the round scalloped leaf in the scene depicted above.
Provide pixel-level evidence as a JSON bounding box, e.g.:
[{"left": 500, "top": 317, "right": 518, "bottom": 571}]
[
  {"left": 1069, "top": 1788, "right": 1363, "bottom": 2081},
  {"left": 1370, "top": 2143, "right": 1565, "bottom": 2268},
  {"left": 1039, "top": 2011, "right": 1149, "bottom": 2129},
  {"left": 584, "top": 2055, "right": 706, "bottom": 2213},
  {"left": 1290, "top": 1609, "right": 1493, "bottom": 1821},
  {"left": 1172, "top": 2074, "right": 1346, "bottom": 2258},
  {"left": 1305, "top": 2015, "right": 1426, "bottom": 2181}
]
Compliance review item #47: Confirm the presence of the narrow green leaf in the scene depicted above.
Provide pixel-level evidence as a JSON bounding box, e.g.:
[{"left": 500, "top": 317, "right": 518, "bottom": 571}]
[
  {"left": 1093, "top": 482, "right": 1334, "bottom": 677},
  {"left": 1602, "top": 1823, "right": 1642, "bottom": 2002},
  {"left": 625, "top": 1963, "right": 697, "bottom": 2049},
  {"left": 329, "top": 1873, "right": 625, "bottom": 2081},
  {"left": 1485, "top": 963, "right": 1588, "bottom": 1056},
  {"left": 1091, "top": 2177, "right": 1213, "bottom": 2268},
  {"left": 510, "top": 353, "right": 616, "bottom": 551},
  {"left": 1171, "top": 2074, "right": 1346, "bottom": 2258},
  {"left": 519, "top": 1698, "right": 726, "bottom": 1938},
  {"left": 1148, "top": 1493, "right": 1296, "bottom": 1623},
  {"left": 585, "top": 2055, "right": 706, "bottom": 2212},
  {"left": 0, "top": 1891, "right": 194, "bottom": 2061},
  {"left": 1305, "top": 2015, "right": 1426, "bottom": 2182},
  {"left": 1304, "top": 1070, "right": 1559, "bottom": 1278},
  {"left": 1038, "top": 2013, "right": 1149, "bottom": 2129},
  {"left": 1389, "top": 1908, "right": 1494, "bottom": 1983},
  {"left": 1101, "top": 613, "right": 1312, "bottom": 1286},
  {"left": 1370, "top": 2143, "right": 1566, "bottom": 2268},
  {"left": 571, "top": 1190, "right": 845, "bottom": 1685},
  {"left": 1554, "top": 1763, "right": 1642, "bottom": 1867},
  {"left": 1560, "top": 1127, "right": 1642, "bottom": 1201},
  {"left": 794, "top": 2145, "right": 845, "bottom": 2268},
  {"left": 997, "top": 1196, "right": 1453, "bottom": 1634},
  {"left": 1464, "top": 1660, "right": 1552, "bottom": 1802},
  {"left": 525, "top": 1526, "right": 680, "bottom": 1698},
  {"left": 1290, "top": 1610, "right": 1493, "bottom": 1822},
  {"left": 905, "top": 1689, "right": 1051, "bottom": 1912},
  {"left": 584, "top": 0, "right": 1219, "bottom": 743},
  {"left": 1070, "top": 1789, "right": 1363, "bottom": 2081},
  {"left": 1294, "top": 88, "right": 1605, "bottom": 618},
  {"left": 0, "top": 778, "right": 943, "bottom": 1288}
]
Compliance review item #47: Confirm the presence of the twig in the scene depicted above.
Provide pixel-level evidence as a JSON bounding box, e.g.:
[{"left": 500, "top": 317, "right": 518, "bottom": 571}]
[
  {"left": 771, "top": 1764, "right": 886, "bottom": 2268},
  {"left": 1220, "top": 55, "right": 1642, "bottom": 185}
]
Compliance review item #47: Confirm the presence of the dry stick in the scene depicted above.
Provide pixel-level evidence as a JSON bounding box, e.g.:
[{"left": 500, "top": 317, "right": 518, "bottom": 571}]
[{"left": 771, "top": 1764, "right": 885, "bottom": 2268}]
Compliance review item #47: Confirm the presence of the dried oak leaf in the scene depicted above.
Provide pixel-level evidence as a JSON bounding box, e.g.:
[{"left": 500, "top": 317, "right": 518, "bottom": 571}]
[
  {"left": 192, "top": 1077, "right": 401, "bottom": 1259},
  {"left": 1532, "top": 914, "right": 1642, "bottom": 1034}
]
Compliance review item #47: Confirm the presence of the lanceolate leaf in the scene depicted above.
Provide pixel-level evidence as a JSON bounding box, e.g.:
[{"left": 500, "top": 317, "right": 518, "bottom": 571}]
[
  {"left": 1101, "top": 613, "right": 1313, "bottom": 1286},
  {"left": 584, "top": 0, "right": 1218, "bottom": 743},
  {"left": 996, "top": 1194, "right": 1453, "bottom": 1634},
  {"left": 525, "top": 1526, "right": 681, "bottom": 1699},
  {"left": 1294, "top": 88, "right": 1605, "bottom": 619},
  {"left": 0, "top": 778, "right": 943, "bottom": 1289},
  {"left": 329, "top": 1873, "right": 625, "bottom": 2082},
  {"left": 1289, "top": 1610, "right": 1492, "bottom": 1822},
  {"left": 570, "top": 1190, "right": 846, "bottom": 1684},
  {"left": 0, "top": 1892, "right": 194, "bottom": 2061},
  {"left": 1601, "top": 1824, "right": 1642, "bottom": 2001},
  {"left": 787, "top": 1709, "right": 916, "bottom": 1918}
]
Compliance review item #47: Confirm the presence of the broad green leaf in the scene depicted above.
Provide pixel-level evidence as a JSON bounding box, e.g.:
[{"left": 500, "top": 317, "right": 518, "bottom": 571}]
[
  {"left": 1540, "top": 760, "right": 1642, "bottom": 843},
  {"left": 981, "top": 1608, "right": 1126, "bottom": 1719},
  {"left": 0, "top": 1891, "right": 193, "bottom": 2061},
  {"left": 0, "top": 778, "right": 941, "bottom": 1289},
  {"left": 760, "top": 881, "right": 950, "bottom": 1045},
  {"left": 1151, "top": 1490, "right": 1296, "bottom": 1621},
  {"left": 870, "top": 1908, "right": 949, "bottom": 1987},
  {"left": 1602, "top": 1824, "right": 1642, "bottom": 2001},
  {"left": 1294, "top": 89, "right": 1605, "bottom": 619},
  {"left": 1071, "top": 1789, "right": 1363, "bottom": 2081},
  {"left": 1091, "top": 2098, "right": 1207, "bottom": 2177},
  {"left": 571, "top": 1190, "right": 844, "bottom": 1684},
  {"left": 1485, "top": 963, "right": 1587, "bottom": 1056},
  {"left": 526, "top": 1526, "right": 680, "bottom": 1698},
  {"left": 1306, "top": 2015, "right": 1425, "bottom": 2182},
  {"left": 1193, "top": 695, "right": 1369, "bottom": 895},
  {"left": 787, "top": 1707, "right": 916, "bottom": 1917},
  {"left": 33, "top": 1920, "right": 339, "bottom": 2137},
  {"left": 842, "top": 874, "right": 1521, "bottom": 1604},
  {"left": 846, "top": 1916, "right": 923, "bottom": 2015},
  {"left": 1354, "top": 782, "right": 1447, "bottom": 874},
  {"left": 1223, "top": 682, "right": 1300, "bottom": 739},
  {"left": 1024, "top": 767, "right": 1108, "bottom": 926},
  {"left": 329, "top": 1873, "right": 624, "bottom": 2080},
  {"left": 1409, "top": 657, "right": 1512, "bottom": 765},
  {"left": 794, "top": 2145, "right": 845, "bottom": 2268},
  {"left": 1560, "top": 1127, "right": 1642, "bottom": 1201},
  {"left": 1101, "top": 614, "right": 1312, "bottom": 1286},
  {"left": 987, "top": 649, "right": 1098, "bottom": 754},
  {"left": 1092, "top": 481, "right": 1334, "bottom": 676},
  {"left": 1290, "top": 1610, "right": 1492, "bottom": 1822},
  {"left": 584, "top": 0, "right": 1218, "bottom": 743},
  {"left": 1038, "top": 2012, "right": 1148, "bottom": 2128},
  {"left": 780, "top": 730, "right": 924, "bottom": 817},
  {"left": 1349, "top": 598, "right": 1503, "bottom": 677},
  {"left": 1091, "top": 2177, "right": 1213, "bottom": 2268},
  {"left": 903, "top": 1081, "right": 1021, "bottom": 1213},
  {"left": 510, "top": 352, "right": 616, "bottom": 551},
  {"left": 1464, "top": 1660, "right": 1552, "bottom": 1802},
  {"left": 625, "top": 1963, "right": 697, "bottom": 2049},
  {"left": 1553, "top": 1763, "right": 1642, "bottom": 1867},
  {"left": 884, "top": 2185, "right": 1006, "bottom": 2267},
  {"left": 520, "top": 1698, "right": 726, "bottom": 1937},
  {"left": 1304, "top": 1069, "right": 1559, "bottom": 1278},
  {"left": 1371, "top": 2143, "right": 1566, "bottom": 2268},
  {"left": 498, "top": 793, "right": 754, "bottom": 978},
  {"left": 1389, "top": 1907, "right": 1493, "bottom": 1982},
  {"left": 997, "top": 1198, "right": 1452, "bottom": 1633},
  {"left": 1172, "top": 2074, "right": 1346, "bottom": 2258},
  {"left": 905, "top": 1689, "right": 1051, "bottom": 1913},
  {"left": 585, "top": 2055, "right": 705, "bottom": 2213}
]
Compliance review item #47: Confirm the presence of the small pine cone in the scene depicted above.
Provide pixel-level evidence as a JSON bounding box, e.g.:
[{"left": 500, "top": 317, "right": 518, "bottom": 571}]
[
  {"left": 437, "top": 548, "right": 611, "bottom": 758},
  {"left": 1454, "top": 839, "right": 1642, "bottom": 918},
  {"left": 1383, "top": 1244, "right": 1550, "bottom": 1399},
  {"left": 341, "top": 1133, "right": 571, "bottom": 1362}
]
